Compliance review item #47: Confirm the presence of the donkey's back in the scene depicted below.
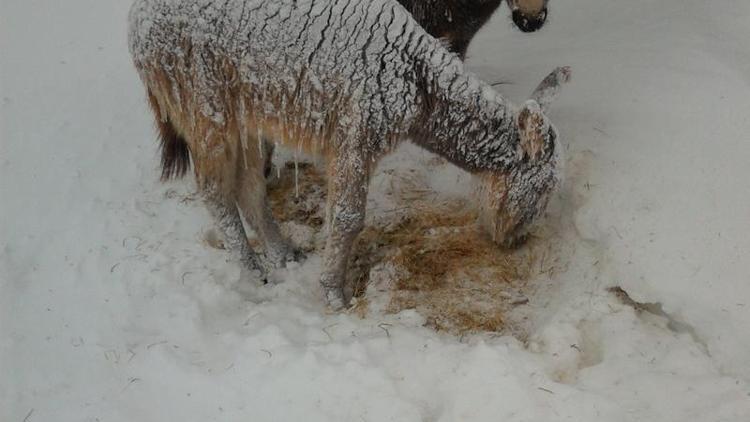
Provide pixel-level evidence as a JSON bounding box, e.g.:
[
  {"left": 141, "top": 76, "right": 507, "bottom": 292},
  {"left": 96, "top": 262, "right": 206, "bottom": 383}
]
[{"left": 129, "top": 0, "right": 440, "bottom": 158}]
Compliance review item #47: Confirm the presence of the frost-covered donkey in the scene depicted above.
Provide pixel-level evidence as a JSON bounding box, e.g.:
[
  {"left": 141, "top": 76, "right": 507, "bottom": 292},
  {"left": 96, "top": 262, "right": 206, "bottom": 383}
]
[
  {"left": 399, "top": 0, "right": 551, "bottom": 58},
  {"left": 258, "top": 0, "right": 553, "bottom": 178},
  {"left": 129, "top": 0, "right": 568, "bottom": 309}
]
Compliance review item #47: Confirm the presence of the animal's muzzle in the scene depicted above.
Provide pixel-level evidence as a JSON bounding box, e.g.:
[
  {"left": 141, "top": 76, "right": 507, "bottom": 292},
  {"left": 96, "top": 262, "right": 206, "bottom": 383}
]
[{"left": 512, "top": 7, "right": 548, "bottom": 33}]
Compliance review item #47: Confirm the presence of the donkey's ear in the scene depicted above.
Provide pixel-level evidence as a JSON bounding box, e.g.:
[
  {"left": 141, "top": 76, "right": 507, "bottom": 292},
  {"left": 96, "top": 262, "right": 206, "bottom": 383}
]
[
  {"left": 529, "top": 66, "right": 572, "bottom": 112},
  {"left": 517, "top": 100, "right": 549, "bottom": 161}
]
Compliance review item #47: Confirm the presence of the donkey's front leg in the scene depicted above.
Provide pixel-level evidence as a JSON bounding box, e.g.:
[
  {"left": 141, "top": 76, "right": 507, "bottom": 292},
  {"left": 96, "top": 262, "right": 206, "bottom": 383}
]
[
  {"left": 320, "top": 147, "right": 369, "bottom": 310},
  {"left": 202, "top": 186, "right": 266, "bottom": 282}
]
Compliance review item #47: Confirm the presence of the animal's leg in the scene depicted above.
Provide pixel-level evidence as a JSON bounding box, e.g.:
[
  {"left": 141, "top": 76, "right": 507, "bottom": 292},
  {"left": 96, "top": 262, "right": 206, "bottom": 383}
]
[
  {"left": 236, "top": 154, "right": 302, "bottom": 270},
  {"left": 201, "top": 186, "right": 266, "bottom": 281},
  {"left": 320, "top": 147, "right": 369, "bottom": 310}
]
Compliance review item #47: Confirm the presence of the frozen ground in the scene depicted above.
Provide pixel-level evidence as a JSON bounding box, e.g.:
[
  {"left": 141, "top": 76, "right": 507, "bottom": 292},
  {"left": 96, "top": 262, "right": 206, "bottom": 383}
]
[{"left": 2, "top": 0, "right": 749, "bottom": 421}]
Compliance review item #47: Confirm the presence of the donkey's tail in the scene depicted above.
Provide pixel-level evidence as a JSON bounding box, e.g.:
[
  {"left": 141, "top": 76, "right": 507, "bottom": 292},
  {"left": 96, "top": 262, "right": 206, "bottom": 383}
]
[
  {"left": 146, "top": 90, "right": 191, "bottom": 181},
  {"left": 156, "top": 117, "right": 191, "bottom": 181}
]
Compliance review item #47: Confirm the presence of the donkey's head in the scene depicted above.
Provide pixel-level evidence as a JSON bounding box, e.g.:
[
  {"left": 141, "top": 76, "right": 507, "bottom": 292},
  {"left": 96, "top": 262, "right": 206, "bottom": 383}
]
[
  {"left": 477, "top": 100, "right": 561, "bottom": 248},
  {"left": 506, "top": 0, "right": 549, "bottom": 33}
]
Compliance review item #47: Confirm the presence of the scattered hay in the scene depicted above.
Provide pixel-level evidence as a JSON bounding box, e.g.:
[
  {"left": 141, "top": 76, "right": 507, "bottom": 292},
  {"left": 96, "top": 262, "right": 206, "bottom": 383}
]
[
  {"left": 354, "top": 203, "right": 534, "bottom": 333},
  {"left": 267, "top": 161, "right": 538, "bottom": 334},
  {"left": 267, "top": 162, "right": 326, "bottom": 229}
]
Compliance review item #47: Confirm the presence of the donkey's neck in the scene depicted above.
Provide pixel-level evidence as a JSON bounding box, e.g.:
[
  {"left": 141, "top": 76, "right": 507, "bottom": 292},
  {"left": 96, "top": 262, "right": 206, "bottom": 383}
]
[{"left": 410, "top": 54, "right": 520, "bottom": 174}]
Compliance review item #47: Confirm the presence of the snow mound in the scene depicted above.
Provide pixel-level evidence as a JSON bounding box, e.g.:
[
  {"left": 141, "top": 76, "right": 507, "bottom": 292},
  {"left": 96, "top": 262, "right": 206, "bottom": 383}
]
[{"left": 2, "top": 0, "right": 749, "bottom": 421}]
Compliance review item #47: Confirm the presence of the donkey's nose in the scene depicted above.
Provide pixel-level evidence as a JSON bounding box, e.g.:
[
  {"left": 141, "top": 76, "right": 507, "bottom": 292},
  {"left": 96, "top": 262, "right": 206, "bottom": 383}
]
[{"left": 512, "top": 7, "right": 547, "bottom": 33}]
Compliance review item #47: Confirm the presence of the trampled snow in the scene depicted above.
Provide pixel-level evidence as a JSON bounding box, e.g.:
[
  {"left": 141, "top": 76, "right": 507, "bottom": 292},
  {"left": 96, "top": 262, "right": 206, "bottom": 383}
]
[{"left": 1, "top": 0, "right": 749, "bottom": 421}]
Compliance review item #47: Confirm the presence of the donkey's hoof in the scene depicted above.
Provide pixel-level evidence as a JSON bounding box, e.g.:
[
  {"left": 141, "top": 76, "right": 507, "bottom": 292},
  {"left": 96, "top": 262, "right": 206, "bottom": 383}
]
[
  {"left": 288, "top": 248, "right": 307, "bottom": 264},
  {"left": 260, "top": 244, "right": 305, "bottom": 270},
  {"left": 323, "top": 288, "right": 347, "bottom": 311},
  {"left": 240, "top": 265, "right": 268, "bottom": 285},
  {"left": 277, "top": 247, "right": 307, "bottom": 268}
]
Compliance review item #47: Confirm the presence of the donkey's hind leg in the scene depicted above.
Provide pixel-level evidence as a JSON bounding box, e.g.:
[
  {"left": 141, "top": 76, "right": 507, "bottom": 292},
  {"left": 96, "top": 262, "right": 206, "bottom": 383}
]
[
  {"left": 201, "top": 185, "right": 266, "bottom": 282},
  {"left": 236, "top": 149, "right": 302, "bottom": 270}
]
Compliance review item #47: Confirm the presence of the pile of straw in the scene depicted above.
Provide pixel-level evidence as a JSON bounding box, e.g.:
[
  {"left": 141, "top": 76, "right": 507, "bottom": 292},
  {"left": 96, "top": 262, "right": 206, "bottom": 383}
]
[{"left": 268, "top": 162, "right": 537, "bottom": 333}]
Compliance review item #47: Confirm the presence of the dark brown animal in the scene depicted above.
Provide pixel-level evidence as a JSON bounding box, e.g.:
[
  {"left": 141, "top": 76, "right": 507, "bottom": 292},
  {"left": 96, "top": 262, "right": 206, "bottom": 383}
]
[{"left": 398, "top": 0, "right": 550, "bottom": 58}]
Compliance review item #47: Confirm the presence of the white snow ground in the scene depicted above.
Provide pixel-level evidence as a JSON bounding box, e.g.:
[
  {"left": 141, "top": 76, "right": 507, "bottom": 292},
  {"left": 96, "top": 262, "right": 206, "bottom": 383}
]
[{"left": 2, "top": 0, "right": 749, "bottom": 421}]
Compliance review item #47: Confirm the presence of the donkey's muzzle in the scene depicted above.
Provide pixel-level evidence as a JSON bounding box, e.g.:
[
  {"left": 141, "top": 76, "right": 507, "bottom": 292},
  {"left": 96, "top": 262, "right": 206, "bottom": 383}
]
[{"left": 512, "top": 7, "right": 548, "bottom": 33}]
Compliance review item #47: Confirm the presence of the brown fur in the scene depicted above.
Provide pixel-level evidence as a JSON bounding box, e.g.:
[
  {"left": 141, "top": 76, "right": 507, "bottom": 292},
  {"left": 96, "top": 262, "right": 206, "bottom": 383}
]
[{"left": 142, "top": 61, "right": 348, "bottom": 197}]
